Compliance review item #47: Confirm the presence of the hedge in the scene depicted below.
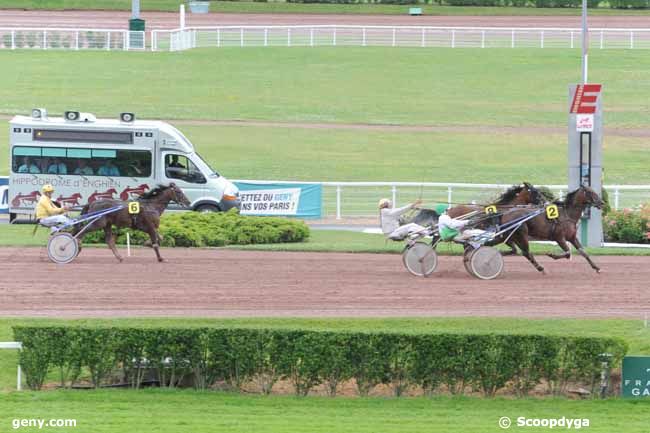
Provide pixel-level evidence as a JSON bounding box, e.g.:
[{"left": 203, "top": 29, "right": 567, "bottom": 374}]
[
  {"left": 604, "top": 205, "right": 650, "bottom": 244},
  {"left": 82, "top": 210, "right": 310, "bottom": 247},
  {"left": 13, "top": 326, "right": 627, "bottom": 397}
]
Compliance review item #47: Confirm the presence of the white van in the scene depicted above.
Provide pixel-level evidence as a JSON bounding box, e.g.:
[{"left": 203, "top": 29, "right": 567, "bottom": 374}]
[{"left": 8, "top": 109, "right": 240, "bottom": 221}]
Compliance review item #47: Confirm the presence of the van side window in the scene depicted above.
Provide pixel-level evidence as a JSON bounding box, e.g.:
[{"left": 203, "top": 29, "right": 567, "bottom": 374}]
[
  {"left": 11, "top": 146, "right": 152, "bottom": 178},
  {"left": 165, "top": 154, "right": 206, "bottom": 184}
]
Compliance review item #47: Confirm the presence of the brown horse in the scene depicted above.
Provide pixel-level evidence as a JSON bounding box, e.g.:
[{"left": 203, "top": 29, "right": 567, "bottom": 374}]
[
  {"left": 410, "top": 183, "right": 545, "bottom": 255},
  {"left": 73, "top": 184, "right": 191, "bottom": 262},
  {"left": 500, "top": 185, "right": 605, "bottom": 273}
]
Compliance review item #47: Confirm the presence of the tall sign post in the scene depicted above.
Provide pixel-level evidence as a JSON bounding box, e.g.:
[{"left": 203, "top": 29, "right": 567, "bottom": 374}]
[
  {"left": 568, "top": 84, "right": 603, "bottom": 247},
  {"left": 567, "top": 0, "right": 603, "bottom": 248},
  {"left": 129, "top": 0, "right": 145, "bottom": 50}
]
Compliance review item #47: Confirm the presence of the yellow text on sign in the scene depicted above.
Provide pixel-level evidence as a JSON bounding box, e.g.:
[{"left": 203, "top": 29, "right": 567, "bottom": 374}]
[
  {"left": 485, "top": 205, "right": 497, "bottom": 215},
  {"left": 545, "top": 204, "right": 559, "bottom": 219},
  {"left": 128, "top": 202, "right": 140, "bottom": 215}
]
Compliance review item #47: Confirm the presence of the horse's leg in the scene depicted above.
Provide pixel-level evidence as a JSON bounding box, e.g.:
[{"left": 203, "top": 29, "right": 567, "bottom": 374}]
[
  {"left": 547, "top": 237, "right": 571, "bottom": 260},
  {"left": 104, "top": 226, "right": 123, "bottom": 262},
  {"left": 568, "top": 237, "right": 601, "bottom": 273},
  {"left": 143, "top": 224, "right": 164, "bottom": 262},
  {"left": 502, "top": 240, "right": 518, "bottom": 256},
  {"left": 512, "top": 229, "right": 545, "bottom": 273}
]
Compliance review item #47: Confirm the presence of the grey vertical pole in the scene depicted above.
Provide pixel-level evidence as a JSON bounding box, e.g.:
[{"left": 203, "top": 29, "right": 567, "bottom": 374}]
[
  {"left": 132, "top": 0, "right": 140, "bottom": 19},
  {"left": 581, "top": 0, "right": 588, "bottom": 83}
]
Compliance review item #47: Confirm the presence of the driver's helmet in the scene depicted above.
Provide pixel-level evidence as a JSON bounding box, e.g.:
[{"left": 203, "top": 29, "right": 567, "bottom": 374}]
[
  {"left": 434, "top": 204, "right": 449, "bottom": 215},
  {"left": 42, "top": 184, "right": 54, "bottom": 193},
  {"left": 378, "top": 198, "right": 391, "bottom": 209}
]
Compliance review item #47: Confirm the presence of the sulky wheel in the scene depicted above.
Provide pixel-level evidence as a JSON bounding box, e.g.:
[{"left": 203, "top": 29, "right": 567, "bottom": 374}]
[
  {"left": 469, "top": 246, "right": 504, "bottom": 280},
  {"left": 47, "top": 232, "right": 79, "bottom": 264},
  {"left": 402, "top": 242, "right": 438, "bottom": 277},
  {"left": 463, "top": 245, "right": 476, "bottom": 277}
]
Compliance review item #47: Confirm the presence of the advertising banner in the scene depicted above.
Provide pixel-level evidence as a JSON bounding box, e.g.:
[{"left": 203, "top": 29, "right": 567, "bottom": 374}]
[
  {"left": 0, "top": 177, "right": 8, "bottom": 214},
  {"left": 622, "top": 356, "right": 650, "bottom": 398},
  {"left": 235, "top": 182, "right": 322, "bottom": 218}
]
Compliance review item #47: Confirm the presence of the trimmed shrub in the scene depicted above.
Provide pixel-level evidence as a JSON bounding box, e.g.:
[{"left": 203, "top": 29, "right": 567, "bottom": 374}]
[
  {"left": 82, "top": 209, "right": 309, "bottom": 247},
  {"left": 604, "top": 208, "right": 650, "bottom": 243},
  {"left": 13, "top": 327, "right": 628, "bottom": 397}
]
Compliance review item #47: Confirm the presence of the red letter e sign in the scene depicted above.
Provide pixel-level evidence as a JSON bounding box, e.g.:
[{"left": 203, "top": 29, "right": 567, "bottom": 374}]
[{"left": 570, "top": 84, "right": 601, "bottom": 114}]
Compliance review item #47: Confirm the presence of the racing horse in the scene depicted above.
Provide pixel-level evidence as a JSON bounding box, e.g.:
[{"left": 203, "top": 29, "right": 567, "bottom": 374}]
[
  {"left": 409, "top": 183, "right": 544, "bottom": 226},
  {"left": 498, "top": 185, "right": 604, "bottom": 273},
  {"left": 72, "top": 184, "right": 191, "bottom": 262},
  {"left": 408, "top": 183, "right": 545, "bottom": 254}
]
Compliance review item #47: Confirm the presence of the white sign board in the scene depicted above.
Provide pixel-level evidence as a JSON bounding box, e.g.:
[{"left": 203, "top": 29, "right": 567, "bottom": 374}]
[
  {"left": 239, "top": 188, "right": 301, "bottom": 216},
  {"left": 0, "top": 184, "right": 8, "bottom": 213},
  {"left": 576, "top": 114, "right": 594, "bottom": 132}
]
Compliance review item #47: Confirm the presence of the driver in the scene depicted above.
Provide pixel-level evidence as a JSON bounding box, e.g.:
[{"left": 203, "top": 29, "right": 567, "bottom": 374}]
[
  {"left": 379, "top": 198, "right": 425, "bottom": 240},
  {"left": 36, "top": 184, "right": 73, "bottom": 232},
  {"left": 436, "top": 204, "right": 485, "bottom": 242}
]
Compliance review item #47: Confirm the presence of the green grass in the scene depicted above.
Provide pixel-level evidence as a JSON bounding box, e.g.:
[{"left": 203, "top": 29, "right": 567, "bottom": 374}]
[
  {"left": 0, "top": 390, "right": 648, "bottom": 433},
  {"left": 1, "top": 48, "right": 650, "bottom": 128},
  {"left": 0, "top": 225, "right": 648, "bottom": 254},
  {"left": 231, "top": 229, "right": 650, "bottom": 255},
  {"left": 4, "top": 0, "right": 650, "bottom": 15},
  {"left": 2, "top": 48, "right": 650, "bottom": 183}
]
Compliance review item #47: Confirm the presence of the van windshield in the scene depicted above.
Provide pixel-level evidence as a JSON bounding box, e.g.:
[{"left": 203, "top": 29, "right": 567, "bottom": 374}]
[{"left": 195, "top": 153, "right": 220, "bottom": 177}]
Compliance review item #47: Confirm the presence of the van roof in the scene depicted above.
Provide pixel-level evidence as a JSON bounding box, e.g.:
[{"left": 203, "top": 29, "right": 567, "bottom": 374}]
[{"left": 10, "top": 115, "right": 165, "bottom": 130}]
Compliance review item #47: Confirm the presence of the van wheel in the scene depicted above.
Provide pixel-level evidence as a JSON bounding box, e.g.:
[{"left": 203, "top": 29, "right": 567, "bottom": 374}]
[
  {"left": 195, "top": 204, "right": 220, "bottom": 213},
  {"left": 9, "top": 213, "right": 17, "bottom": 223}
]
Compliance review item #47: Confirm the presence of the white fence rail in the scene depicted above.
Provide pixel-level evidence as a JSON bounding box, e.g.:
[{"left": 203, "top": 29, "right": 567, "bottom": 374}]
[
  {"left": 0, "top": 28, "right": 146, "bottom": 50},
  {"left": 236, "top": 180, "right": 650, "bottom": 219},
  {"left": 152, "top": 26, "right": 650, "bottom": 51}
]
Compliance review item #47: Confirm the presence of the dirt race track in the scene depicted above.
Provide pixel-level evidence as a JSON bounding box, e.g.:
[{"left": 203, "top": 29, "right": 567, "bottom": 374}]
[{"left": 0, "top": 247, "right": 647, "bottom": 318}]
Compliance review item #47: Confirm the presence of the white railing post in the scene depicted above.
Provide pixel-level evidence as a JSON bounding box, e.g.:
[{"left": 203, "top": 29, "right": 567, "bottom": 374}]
[
  {"left": 392, "top": 28, "right": 396, "bottom": 47},
  {"left": 310, "top": 28, "right": 314, "bottom": 47},
  {"left": 451, "top": 29, "right": 455, "bottom": 48},
  {"left": 559, "top": 190, "right": 564, "bottom": 201},
  {"left": 541, "top": 30, "right": 544, "bottom": 48},
  {"left": 217, "top": 28, "right": 221, "bottom": 47},
  {"left": 447, "top": 186, "right": 453, "bottom": 206},
  {"left": 336, "top": 186, "right": 342, "bottom": 220},
  {"left": 287, "top": 28, "right": 291, "bottom": 47},
  {"left": 421, "top": 28, "right": 425, "bottom": 47},
  {"left": 630, "top": 31, "right": 634, "bottom": 49},
  {"left": 240, "top": 28, "right": 244, "bottom": 47},
  {"left": 600, "top": 30, "right": 604, "bottom": 49},
  {"left": 125, "top": 30, "right": 130, "bottom": 51},
  {"left": 333, "top": 27, "right": 337, "bottom": 46},
  {"left": 511, "top": 29, "right": 515, "bottom": 48},
  {"left": 481, "top": 30, "right": 485, "bottom": 48},
  {"left": 107, "top": 31, "right": 110, "bottom": 50},
  {"left": 362, "top": 27, "right": 366, "bottom": 47},
  {"left": 263, "top": 28, "right": 268, "bottom": 47},
  {"left": 43, "top": 30, "right": 47, "bottom": 49},
  {"left": 614, "top": 188, "right": 620, "bottom": 210},
  {"left": 391, "top": 185, "right": 397, "bottom": 206},
  {"left": 75, "top": 31, "right": 79, "bottom": 50},
  {"left": 17, "top": 363, "right": 21, "bottom": 391},
  {"left": 11, "top": 30, "right": 15, "bottom": 49}
]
